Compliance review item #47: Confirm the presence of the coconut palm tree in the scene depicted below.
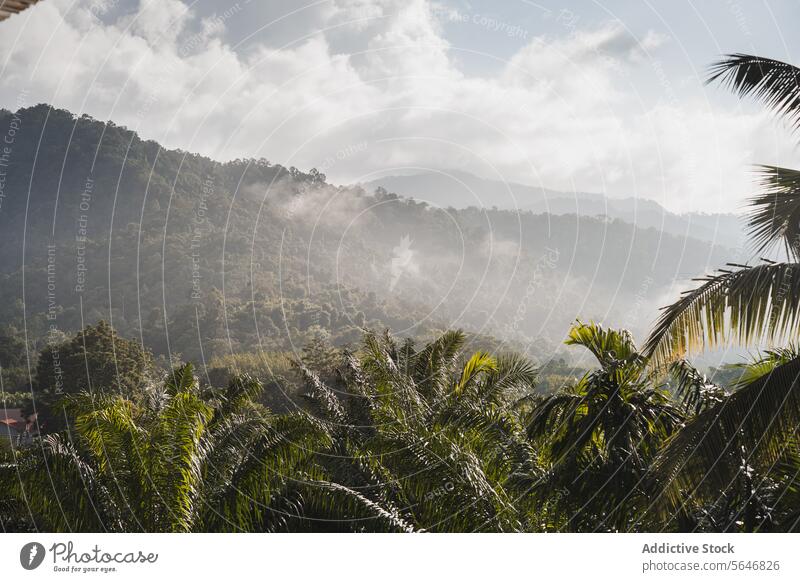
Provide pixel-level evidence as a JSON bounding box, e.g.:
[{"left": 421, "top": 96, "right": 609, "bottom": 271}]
[
  {"left": 526, "top": 321, "right": 682, "bottom": 531},
  {"left": 642, "top": 55, "right": 800, "bottom": 522}
]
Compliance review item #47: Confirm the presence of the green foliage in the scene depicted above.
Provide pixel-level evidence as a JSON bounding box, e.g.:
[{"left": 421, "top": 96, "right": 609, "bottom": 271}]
[
  {"left": 35, "top": 321, "right": 154, "bottom": 396},
  {"left": 0, "top": 392, "right": 30, "bottom": 408},
  {"left": 291, "top": 329, "right": 541, "bottom": 532},
  {"left": 527, "top": 321, "right": 682, "bottom": 531},
  {"left": 2, "top": 322, "right": 798, "bottom": 532},
  {"left": 1, "top": 328, "right": 544, "bottom": 532},
  {"left": 640, "top": 53, "right": 800, "bottom": 531},
  {"left": 0, "top": 363, "right": 345, "bottom": 532},
  {"left": 0, "top": 329, "right": 31, "bottom": 394},
  {"left": 32, "top": 321, "right": 156, "bottom": 431},
  {"left": 645, "top": 55, "right": 800, "bottom": 365},
  {"left": 205, "top": 350, "right": 301, "bottom": 413},
  {"left": 645, "top": 262, "right": 800, "bottom": 367},
  {"left": 708, "top": 54, "right": 800, "bottom": 132},
  {"left": 749, "top": 166, "right": 800, "bottom": 260},
  {"left": 649, "top": 355, "right": 800, "bottom": 531},
  {"left": 668, "top": 359, "right": 728, "bottom": 415},
  {"left": 0, "top": 332, "right": 28, "bottom": 370}
]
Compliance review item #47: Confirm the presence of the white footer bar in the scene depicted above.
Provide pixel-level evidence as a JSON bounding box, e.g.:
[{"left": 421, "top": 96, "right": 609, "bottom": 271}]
[{"left": 1, "top": 534, "right": 796, "bottom": 581}]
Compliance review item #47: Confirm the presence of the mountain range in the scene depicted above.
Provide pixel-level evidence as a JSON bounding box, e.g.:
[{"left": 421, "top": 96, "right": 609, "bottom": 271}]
[{"left": 363, "top": 170, "right": 747, "bottom": 249}]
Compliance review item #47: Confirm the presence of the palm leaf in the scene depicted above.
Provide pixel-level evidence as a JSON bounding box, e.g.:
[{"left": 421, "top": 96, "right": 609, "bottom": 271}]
[
  {"left": 731, "top": 344, "right": 800, "bottom": 389},
  {"left": 455, "top": 351, "right": 497, "bottom": 395},
  {"left": 748, "top": 165, "right": 800, "bottom": 260},
  {"left": 413, "top": 330, "right": 466, "bottom": 399},
  {"left": 164, "top": 363, "right": 198, "bottom": 396},
  {"left": 649, "top": 355, "right": 800, "bottom": 513},
  {"left": 218, "top": 374, "right": 264, "bottom": 414},
  {"left": 566, "top": 320, "right": 642, "bottom": 367},
  {"left": 0, "top": 435, "right": 115, "bottom": 531},
  {"left": 644, "top": 262, "right": 800, "bottom": 367},
  {"left": 708, "top": 54, "right": 800, "bottom": 130},
  {"left": 477, "top": 352, "right": 538, "bottom": 406},
  {"left": 299, "top": 481, "right": 417, "bottom": 532},
  {"left": 669, "top": 359, "right": 728, "bottom": 415},
  {"left": 294, "top": 362, "right": 346, "bottom": 425}
]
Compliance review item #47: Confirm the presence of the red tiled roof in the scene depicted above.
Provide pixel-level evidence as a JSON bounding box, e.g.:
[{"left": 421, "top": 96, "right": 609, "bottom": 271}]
[
  {"left": 1, "top": 408, "right": 26, "bottom": 422},
  {"left": 1, "top": 408, "right": 36, "bottom": 434}
]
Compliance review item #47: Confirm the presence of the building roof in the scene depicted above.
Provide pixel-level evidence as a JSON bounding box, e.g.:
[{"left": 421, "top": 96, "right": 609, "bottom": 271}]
[
  {"left": 1, "top": 408, "right": 26, "bottom": 423},
  {"left": 0, "top": 408, "right": 36, "bottom": 434},
  {"left": 0, "top": 0, "right": 41, "bottom": 22}
]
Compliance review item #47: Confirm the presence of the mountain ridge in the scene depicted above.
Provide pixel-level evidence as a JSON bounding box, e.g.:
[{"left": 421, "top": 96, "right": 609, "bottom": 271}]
[{"left": 362, "top": 170, "right": 746, "bottom": 249}]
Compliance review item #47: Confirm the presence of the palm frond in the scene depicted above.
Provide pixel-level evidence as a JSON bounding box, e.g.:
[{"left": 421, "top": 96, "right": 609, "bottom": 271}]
[
  {"left": 732, "top": 344, "right": 800, "bottom": 389},
  {"left": 205, "top": 413, "right": 331, "bottom": 531},
  {"left": 477, "top": 352, "right": 538, "bottom": 406},
  {"left": 300, "top": 481, "right": 417, "bottom": 532},
  {"left": 708, "top": 54, "right": 800, "bottom": 130},
  {"left": 748, "top": 165, "right": 800, "bottom": 260},
  {"left": 566, "top": 320, "right": 642, "bottom": 367},
  {"left": 644, "top": 262, "right": 800, "bottom": 368},
  {"left": 147, "top": 391, "right": 214, "bottom": 532},
  {"left": 669, "top": 359, "right": 728, "bottom": 415},
  {"left": 164, "top": 363, "right": 198, "bottom": 396},
  {"left": 455, "top": 351, "right": 497, "bottom": 394},
  {"left": 218, "top": 374, "right": 263, "bottom": 415},
  {"left": 413, "top": 330, "right": 466, "bottom": 398},
  {"left": 294, "top": 362, "right": 346, "bottom": 425},
  {"left": 0, "top": 435, "right": 113, "bottom": 531},
  {"left": 649, "top": 355, "right": 800, "bottom": 513}
]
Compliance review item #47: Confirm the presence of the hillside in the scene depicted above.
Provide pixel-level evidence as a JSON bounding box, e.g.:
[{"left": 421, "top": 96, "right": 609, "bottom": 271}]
[{"left": 0, "top": 105, "right": 733, "bottom": 365}]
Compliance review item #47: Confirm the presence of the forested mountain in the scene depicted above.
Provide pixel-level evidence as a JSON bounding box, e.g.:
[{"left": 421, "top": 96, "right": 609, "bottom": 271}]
[
  {"left": 0, "top": 105, "right": 730, "bottom": 367},
  {"left": 364, "top": 170, "right": 746, "bottom": 248}
]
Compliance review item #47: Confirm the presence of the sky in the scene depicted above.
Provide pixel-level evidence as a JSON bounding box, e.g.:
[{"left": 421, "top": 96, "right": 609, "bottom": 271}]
[{"left": 1, "top": 0, "right": 800, "bottom": 213}]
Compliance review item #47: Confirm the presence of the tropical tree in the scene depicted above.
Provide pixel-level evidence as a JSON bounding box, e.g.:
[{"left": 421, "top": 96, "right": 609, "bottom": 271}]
[
  {"left": 1, "top": 329, "right": 543, "bottom": 533},
  {"left": 642, "top": 55, "right": 800, "bottom": 527},
  {"left": 0, "top": 363, "right": 409, "bottom": 532},
  {"left": 31, "top": 321, "right": 157, "bottom": 432},
  {"left": 645, "top": 55, "right": 800, "bottom": 366},
  {"left": 294, "top": 329, "right": 541, "bottom": 532},
  {"left": 648, "top": 349, "right": 800, "bottom": 531},
  {"left": 527, "top": 321, "right": 682, "bottom": 531}
]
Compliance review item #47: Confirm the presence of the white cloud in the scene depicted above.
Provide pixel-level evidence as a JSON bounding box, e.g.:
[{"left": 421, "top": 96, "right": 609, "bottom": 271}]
[{"left": 0, "top": 0, "right": 794, "bottom": 213}]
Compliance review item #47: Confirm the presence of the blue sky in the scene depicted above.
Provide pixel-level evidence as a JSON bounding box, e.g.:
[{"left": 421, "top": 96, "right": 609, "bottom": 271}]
[{"left": 2, "top": 0, "right": 799, "bottom": 212}]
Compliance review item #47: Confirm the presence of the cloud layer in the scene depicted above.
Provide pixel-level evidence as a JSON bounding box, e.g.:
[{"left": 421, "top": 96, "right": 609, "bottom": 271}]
[{"left": 0, "top": 0, "right": 795, "bottom": 212}]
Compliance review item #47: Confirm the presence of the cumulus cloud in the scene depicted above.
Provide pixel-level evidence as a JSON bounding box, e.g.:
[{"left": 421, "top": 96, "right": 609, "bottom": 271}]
[{"left": 0, "top": 0, "right": 794, "bottom": 213}]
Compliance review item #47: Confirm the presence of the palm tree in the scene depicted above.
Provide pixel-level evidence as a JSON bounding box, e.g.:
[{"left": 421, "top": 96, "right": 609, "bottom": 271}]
[
  {"left": 648, "top": 349, "right": 800, "bottom": 531},
  {"left": 1, "top": 330, "right": 542, "bottom": 533},
  {"left": 294, "top": 329, "right": 541, "bottom": 532},
  {"left": 0, "top": 363, "right": 410, "bottom": 532},
  {"left": 526, "top": 321, "right": 682, "bottom": 531},
  {"left": 646, "top": 55, "right": 800, "bottom": 366},
  {"left": 642, "top": 55, "right": 800, "bottom": 522}
]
